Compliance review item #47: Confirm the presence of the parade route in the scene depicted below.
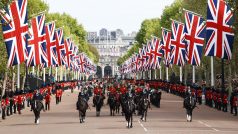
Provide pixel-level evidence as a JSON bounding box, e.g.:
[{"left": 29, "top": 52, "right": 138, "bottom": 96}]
[{"left": 0, "top": 90, "right": 238, "bottom": 134}]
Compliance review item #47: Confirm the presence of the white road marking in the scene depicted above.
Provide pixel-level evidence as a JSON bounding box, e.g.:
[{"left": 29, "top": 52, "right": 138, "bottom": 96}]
[
  {"left": 138, "top": 120, "right": 148, "bottom": 132},
  {"left": 198, "top": 120, "right": 219, "bottom": 132}
]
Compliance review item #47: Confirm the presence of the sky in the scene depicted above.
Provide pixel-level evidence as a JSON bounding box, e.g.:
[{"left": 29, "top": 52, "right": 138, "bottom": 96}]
[{"left": 45, "top": 0, "right": 175, "bottom": 34}]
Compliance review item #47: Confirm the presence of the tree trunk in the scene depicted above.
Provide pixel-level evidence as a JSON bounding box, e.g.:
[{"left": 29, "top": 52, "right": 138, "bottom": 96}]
[
  {"left": 2, "top": 72, "right": 8, "bottom": 98},
  {"left": 12, "top": 72, "right": 15, "bottom": 91}
]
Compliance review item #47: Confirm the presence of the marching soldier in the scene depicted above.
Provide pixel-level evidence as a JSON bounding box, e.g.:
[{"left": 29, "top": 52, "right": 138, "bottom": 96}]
[
  {"left": 1, "top": 98, "right": 6, "bottom": 120},
  {"left": 222, "top": 92, "right": 228, "bottom": 112},
  {"left": 44, "top": 92, "right": 51, "bottom": 111},
  {"left": 197, "top": 87, "right": 202, "bottom": 105}
]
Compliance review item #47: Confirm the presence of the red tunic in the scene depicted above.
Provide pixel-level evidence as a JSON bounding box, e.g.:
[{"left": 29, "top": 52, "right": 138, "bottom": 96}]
[
  {"left": 120, "top": 87, "right": 127, "bottom": 94},
  {"left": 233, "top": 96, "right": 238, "bottom": 107},
  {"left": 17, "top": 95, "right": 23, "bottom": 104},
  {"left": 45, "top": 93, "right": 51, "bottom": 103},
  {"left": 94, "top": 88, "right": 102, "bottom": 95},
  {"left": 1, "top": 99, "right": 6, "bottom": 109},
  {"left": 223, "top": 94, "right": 228, "bottom": 104}
]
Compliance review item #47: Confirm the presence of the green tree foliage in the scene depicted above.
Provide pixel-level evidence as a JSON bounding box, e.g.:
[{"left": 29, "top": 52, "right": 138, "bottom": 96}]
[
  {"left": 0, "top": 0, "right": 99, "bottom": 76},
  {"left": 118, "top": 0, "right": 238, "bottom": 87}
]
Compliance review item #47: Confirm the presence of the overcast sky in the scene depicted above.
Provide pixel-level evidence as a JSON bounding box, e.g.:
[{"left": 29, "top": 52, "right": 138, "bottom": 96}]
[{"left": 45, "top": 0, "right": 175, "bottom": 34}]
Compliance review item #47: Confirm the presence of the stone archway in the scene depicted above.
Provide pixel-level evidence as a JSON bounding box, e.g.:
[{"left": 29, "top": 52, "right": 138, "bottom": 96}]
[
  {"left": 104, "top": 66, "right": 112, "bottom": 78},
  {"left": 96, "top": 66, "right": 102, "bottom": 78}
]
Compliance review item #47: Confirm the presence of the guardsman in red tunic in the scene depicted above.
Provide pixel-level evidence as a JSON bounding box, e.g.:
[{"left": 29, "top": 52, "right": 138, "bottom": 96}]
[
  {"left": 1, "top": 98, "right": 6, "bottom": 119},
  {"left": 93, "top": 86, "right": 103, "bottom": 107},
  {"left": 56, "top": 89, "right": 60, "bottom": 104},
  {"left": 217, "top": 91, "right": 222, "bottom": 110},
  {"left": 212, "top": 91, "right": 217, "bottom": 108},
  {"left": 135, "top": 86, "right": 143, "bottom": 95},
  {"left": 109, "top": 86, "right": 117, "bottom": 96},
  {"left": 44, "top": 93, "right": 51, "bottom": 110},
  {"left": 232, "top": 95, "right": 237, "bottom": 116},
  {"left": 17, "top": 94, "right": 23, "bottom": 114},
  {"left": 222, "top": 93, "right": 228, "bottom": 112},
  {"left": 59, "top": 89, "right": 63, "bottom": 102},
  {"left": 197, "top": 87, "right": 202, "bottom": 105},
  {"left": 5, "top": 96, "right": 10, "bottom": 116},
  {"left": 13, "top": 95, "right": 17, "bottom": 113},
  {"left": 120, "top": 85, "right": 127, "bottom": 95}
]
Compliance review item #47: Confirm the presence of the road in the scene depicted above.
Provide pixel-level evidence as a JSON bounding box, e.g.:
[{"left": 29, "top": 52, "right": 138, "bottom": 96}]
[{"left": 0, "top": 89, "right": 238, "bottom": 134}]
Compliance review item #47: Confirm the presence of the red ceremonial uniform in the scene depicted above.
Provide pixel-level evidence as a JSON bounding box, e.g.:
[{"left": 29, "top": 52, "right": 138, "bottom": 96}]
[
  {"left": 120, "top": 86, "right": 127, "bottom": 94},
  {"left": 94, "top": 87, "right": 102, "bottom": 95},
  {"left": 17, "top": 95, "right": 23, "bottom": 104},
  {"left": 223, "top": 94, "right": 228, "bottom": 104},
  {"left": 56, "top": 90, "right": 61, "bottom": 98},
  {"left": 45, "top": 93, "right": 51, "bottom": 103},
  {"left": 135, "top": 87, "right": 142, "bottom": 94},
  {"left": 109, "top": 87, "right": 116, "bottom": 95},
  {"left": 233, "top": 96, "right": 238, "bottom": 107}
]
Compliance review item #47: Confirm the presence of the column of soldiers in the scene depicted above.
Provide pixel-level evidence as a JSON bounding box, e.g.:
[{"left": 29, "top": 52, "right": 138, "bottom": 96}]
[
  {"left": 1, "top": 81, "right": 78, "bottom": 120},
  {"left": 123, "top": 79, "right": 238, "bottom": 117}
]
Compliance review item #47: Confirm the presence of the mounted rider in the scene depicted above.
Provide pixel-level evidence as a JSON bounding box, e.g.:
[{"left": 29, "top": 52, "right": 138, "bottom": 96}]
[{"left": 93, "top": 85, "right": 104, "bottom": 107}]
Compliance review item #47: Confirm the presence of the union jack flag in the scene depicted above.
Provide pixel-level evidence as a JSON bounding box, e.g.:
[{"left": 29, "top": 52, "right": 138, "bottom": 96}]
[
  {"left": 204, "top": 0, "right": 234, "bottom": 60},
  {"left": 78, "top": 53, "right": 86, "bottom": 73},
  {"left": 184, "top": 11, "right": 206, "bottom": 66},
  {"left": 64, "top": 38, "right": 73, "bottom": 69},
  {"left": 150, "top": 38, "right": 163, "bottom": 69},
  {"left": 27, "top": 14, "right": 47, "bottom": 67},
  {"left": 145, "top": 41, "right": 153, "bottom": 70},
  {"left": 55, "top": 28, "right": 67, "bottom": 66},
  {"left": 45, "top": 22, "right": 58, "bottom": 67},
  {"left": 170, "top": 20, "right": 187, "bottom": 66},
  {"left": 161, "top": 28, "right": 172, "bottom": 67},
  {"left": 0, "top": 0, "right": 28, "bottom": 67}
]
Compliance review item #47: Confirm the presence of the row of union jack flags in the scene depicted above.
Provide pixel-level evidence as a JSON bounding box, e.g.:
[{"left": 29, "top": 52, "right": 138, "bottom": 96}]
[
  {"left": 120, "top": 0, "right": 234, "bottom": 74},
  {"left": 0, "top": 0, "right": 96, "bottom": 74}
]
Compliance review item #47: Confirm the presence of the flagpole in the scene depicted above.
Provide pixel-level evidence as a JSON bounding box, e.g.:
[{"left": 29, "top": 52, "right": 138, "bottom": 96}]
[
  {"left": 159, "top": 68, "right": 162, "bottom": 79},
  {"left": 55, "top": 67, "right": 58, "bottom": 82},
  {"left": 17, "top": 64, "right": 20, "bottom": 91},
  {"left": 211, "top": 57, "right": 214, "bottom": 87},
  {"left": 166, "top": 67, "right": 169, "bottom": 81},
  {"left": 192, "top": 66, "right": 195, "bottom": 83},
  {"left": 180, "top": 66, "right": 182, "bottom": 82},
  {"left": 43, "top": 68, "right": 45, "bottom": 85}
]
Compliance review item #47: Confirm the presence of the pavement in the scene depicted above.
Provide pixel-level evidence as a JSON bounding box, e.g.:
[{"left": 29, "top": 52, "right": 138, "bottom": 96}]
[{"left": 0, "top": 89, "right": 238, "bottom": 134}]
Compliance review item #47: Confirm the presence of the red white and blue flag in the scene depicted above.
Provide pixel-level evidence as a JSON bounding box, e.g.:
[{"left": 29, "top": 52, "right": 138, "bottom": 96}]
[
  {"left": 55, "top": 28, "right": 67, "bottom": 66},
  {"left": 204, "top": 0, "right": 234, "bottom": 60},
  {"left": 45, "top": 22, "right": 58, "bottom": 67},
  {"left": 0, "top": 0, "right": 28, "bottom": 67},
  {"left": 27, "top": 14, "right": 47, "bottom": 67},
  {"left": 64, "top": 38, "right": 73, "bottom": 69},
  {"left": 184, "top": 11, "right": 206, "bottom": 66},
  {"left": 150, "top": 38, "right": 163, "bottom": 69},
  {"left": 170, "top": 20, "right": 187, "bottom": 66},
  {"left": 161, "top": 28, "right": 172, "bottom": 67}
]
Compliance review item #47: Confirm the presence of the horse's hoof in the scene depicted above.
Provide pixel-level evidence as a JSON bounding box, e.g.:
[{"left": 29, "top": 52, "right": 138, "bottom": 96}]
[{"left": 130, "top": 126, "right": 133, "bottom": 128}]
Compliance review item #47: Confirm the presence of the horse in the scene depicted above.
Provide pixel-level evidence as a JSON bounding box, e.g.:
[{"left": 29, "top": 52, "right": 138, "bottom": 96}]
[
  {"left": 119, "top": 93, "right": 127, "bottom": 115},
  {"left": 115, "top": 93, "right": 121, "bottom": 114},
  {"left": 133, "top": 94, "right": 141, "bottom": 115},
  {"left": 183, "top": 94, "right": 196, "bottom": 122},
  {"left": 108, "top": 93, "right": 116, "bottom": 116},
  {"left": 138, "top": 96, "right": 150, "bottom": 122},
  {"left": 123, "top": 97, "right": 135, "bottom": 128},
  {"left": 31, "top": 100, "right": 44, "bottom": 124},
  {"left": 76, "top": 96, "right": 88, "bottom": 123},
  {"left": 94, "top": 95, "right": 104, "bottom": 116}
]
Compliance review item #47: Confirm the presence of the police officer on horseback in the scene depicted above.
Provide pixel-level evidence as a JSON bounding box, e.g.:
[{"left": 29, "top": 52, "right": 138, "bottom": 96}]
[{"left": 32, "top": 89, "right": 45, "bottom": 124}]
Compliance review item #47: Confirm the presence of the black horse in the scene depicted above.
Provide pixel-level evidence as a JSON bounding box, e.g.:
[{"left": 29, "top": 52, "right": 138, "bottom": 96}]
[
  {"left": 139, "top": 96, "right": 150, "bottom": 122},
  {"left": 119, "top": 94, "right": 127, "bottom": 115},
  {"left": 32, "top": 100, "right": 44, "bottom": 124},
  {"left": 108, "top": 93, "right": 116, "bottom": 116},
  {"left": 183, "top": 94, "right": 196, "bottom": 122},
  {"left": 123, "top": 97, "right": 135, "bottom": 128},
  {"left": 94, "top": 95, "right": 104, "bottom": 116},
  {"left": 76, "top": 96, "right": 88, "bottom": 123},
  {"left": 115, "top": 94, "right": 121, "bottom": 114}
]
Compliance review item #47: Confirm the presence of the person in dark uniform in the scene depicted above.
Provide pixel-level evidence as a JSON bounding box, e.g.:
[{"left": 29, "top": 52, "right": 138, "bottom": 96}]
[{"left": 32, "top": 89, "right": 44, "bottom": 124}]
